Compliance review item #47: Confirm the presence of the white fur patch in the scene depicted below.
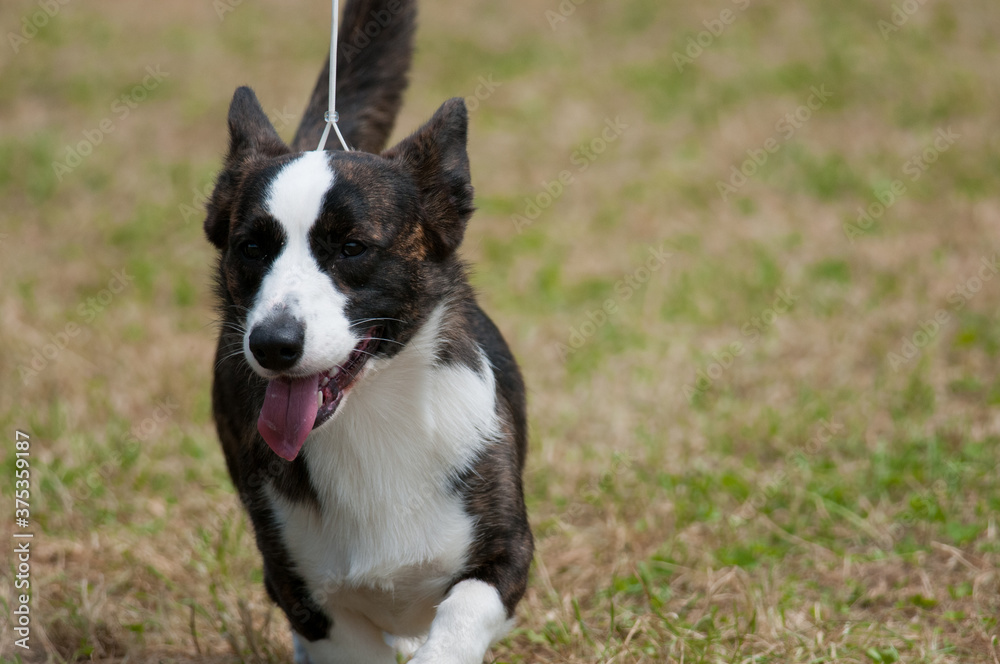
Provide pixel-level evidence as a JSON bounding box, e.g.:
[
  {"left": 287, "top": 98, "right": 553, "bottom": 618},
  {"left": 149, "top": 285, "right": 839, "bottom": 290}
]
[
  {"left": 408, "top": 579, "right": 511, "bottom": 664},
  {"left": 293, "top": 610, "right": 395, "bottom": 664},
  {"left": 244, "top": 150, "right": 358, "bottom": 378},
  {"left": 268, "top": 303, "right": 503, "bottom": 654}
]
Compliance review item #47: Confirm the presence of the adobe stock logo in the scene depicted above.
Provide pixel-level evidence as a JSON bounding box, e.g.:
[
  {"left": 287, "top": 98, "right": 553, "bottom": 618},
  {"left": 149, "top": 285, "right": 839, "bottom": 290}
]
[
  {"left": 7, "top": 0, "right": 73, "bottom": 54},
  {"left": 18, "top": 268, "right": 134, "bottom": 383},
  {"left": 733, "top": 418, "right": 844, "bottom": 523},
  {"left": 844, "top": 127, "right": 959, "bottom": 242},
  {"left": 544, "top": 0, "right": 588, "bottom": 30},
  {"left": 552, "top": 244, "right": 672, "bottom": 361},
  {"left": 511, "top": 117, "right": 628, "bottom": 233},
  {"left": 887, "top": 254, "right": 998, "bottom": 371},
  {"left": 683, "top": 289, "right": 797, "bottom": 401},
  {"left": 341, "top": 0, "right": 410, "bottom": 63},
  {"left": 672, "top": 0, "right": 752, "bottom": 72},
  {"left": 717, "top": 85, "right": 832, "bottom": 201},
  {"left": 179, "top": 106, "right": 295, "bottom": 224},
  {"left": 72, "top": 398, "right": 181, "bottom": 503},
  {"left": 51, "top": 65, "right": 170, "bottom": 181},
  {"left": 877, "top": 0, "right": 930, "bottom": 39},
  {"left": 464, "top": 75, "right": 501, "bottom": 113}
]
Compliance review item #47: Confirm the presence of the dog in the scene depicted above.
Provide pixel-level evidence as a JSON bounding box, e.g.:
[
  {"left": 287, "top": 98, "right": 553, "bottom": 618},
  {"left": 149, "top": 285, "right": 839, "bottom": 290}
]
[{"left": 202, "top": 0, "right": 533, "bottom": 662}]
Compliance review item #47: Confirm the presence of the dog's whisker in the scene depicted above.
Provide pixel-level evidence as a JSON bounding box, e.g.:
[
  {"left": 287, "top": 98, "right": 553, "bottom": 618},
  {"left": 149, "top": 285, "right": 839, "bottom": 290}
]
[
  {"left": 202, "top": 316, "right": 251, "bottom": 335},
  {"left": 366, "top": 337, "right": 404, "bottom": 347},
  {"left": 215, "top": 354, "right": 246, "bottom": 370},
  {"left": 349, "top": 317, "right": 409, "bottom": 328}
]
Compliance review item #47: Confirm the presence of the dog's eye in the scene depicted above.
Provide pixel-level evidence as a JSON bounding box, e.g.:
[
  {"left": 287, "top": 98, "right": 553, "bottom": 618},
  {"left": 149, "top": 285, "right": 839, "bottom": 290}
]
[
  {"left": 241, "top": 241, "right": 264, "bottom": 260},
  {"left": 341, "top": 241, "right": 367, "bottom": 258}
]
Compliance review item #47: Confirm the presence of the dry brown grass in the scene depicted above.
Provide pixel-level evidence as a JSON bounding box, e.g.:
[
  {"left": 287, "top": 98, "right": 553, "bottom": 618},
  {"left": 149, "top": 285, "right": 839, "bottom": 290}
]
[{"left": 2, "top": 0, "right": 1000, "bottom": 662}]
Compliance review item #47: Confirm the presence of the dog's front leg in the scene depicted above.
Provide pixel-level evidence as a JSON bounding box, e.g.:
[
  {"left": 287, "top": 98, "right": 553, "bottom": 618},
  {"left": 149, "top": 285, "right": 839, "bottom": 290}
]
[{"left": 408, "top": 579, "right": 512, "bottom": 664}]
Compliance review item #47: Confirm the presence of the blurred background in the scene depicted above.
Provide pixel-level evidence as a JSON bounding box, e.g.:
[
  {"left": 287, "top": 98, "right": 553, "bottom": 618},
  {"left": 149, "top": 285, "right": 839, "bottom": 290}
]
[{"left": 2, "top": 0, "right": 999, "bottom": 662}]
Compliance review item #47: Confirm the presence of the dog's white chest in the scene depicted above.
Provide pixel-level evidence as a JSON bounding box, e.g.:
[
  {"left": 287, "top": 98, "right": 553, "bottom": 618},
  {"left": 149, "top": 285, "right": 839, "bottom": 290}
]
[
  {"left": 269, "top": 471, "right": 473, "bottom": 635},
  {"left": 267, "top": 309, "right": 500, "bottom": 636}
]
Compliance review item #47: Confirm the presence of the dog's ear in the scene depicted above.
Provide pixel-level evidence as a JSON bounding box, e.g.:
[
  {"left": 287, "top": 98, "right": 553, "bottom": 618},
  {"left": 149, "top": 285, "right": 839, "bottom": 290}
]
[
  {"left": 224, "top": 86, "right": 288, "bottom": 166},
  {"left": 383, "top": 98, "right": 474, "bottom": 259},
  {"left": 204, "top": 87, "right": 290, "bottom": 249}
]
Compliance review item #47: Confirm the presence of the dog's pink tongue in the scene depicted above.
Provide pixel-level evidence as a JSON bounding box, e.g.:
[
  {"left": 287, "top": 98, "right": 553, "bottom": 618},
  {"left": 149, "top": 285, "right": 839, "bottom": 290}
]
[{"left": 257, "top": 375, "right": 320, "bottom": 460}]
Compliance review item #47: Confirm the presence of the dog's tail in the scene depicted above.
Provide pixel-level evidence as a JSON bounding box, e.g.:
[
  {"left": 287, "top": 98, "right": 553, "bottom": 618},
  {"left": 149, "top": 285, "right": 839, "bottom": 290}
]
[{"left": 291, "top": 0, "right": 416, "bottom": 153}]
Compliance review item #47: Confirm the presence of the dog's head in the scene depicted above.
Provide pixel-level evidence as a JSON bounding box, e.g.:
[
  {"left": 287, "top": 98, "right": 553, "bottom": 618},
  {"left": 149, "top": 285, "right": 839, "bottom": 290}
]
[{"left": 205, "top": 87, "right": 474, "bottom": 460}]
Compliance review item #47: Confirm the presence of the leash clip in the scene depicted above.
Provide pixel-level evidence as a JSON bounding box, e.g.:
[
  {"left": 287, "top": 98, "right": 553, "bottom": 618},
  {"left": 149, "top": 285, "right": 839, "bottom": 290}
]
[{"left": 315, "top": 0, "right": 351, "bottom": 152}]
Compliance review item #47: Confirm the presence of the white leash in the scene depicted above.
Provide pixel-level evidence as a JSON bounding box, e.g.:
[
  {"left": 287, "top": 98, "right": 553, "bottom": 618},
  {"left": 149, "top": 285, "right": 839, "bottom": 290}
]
[{"left": 315, "top": 0, "right": 351, "bottom": 152}]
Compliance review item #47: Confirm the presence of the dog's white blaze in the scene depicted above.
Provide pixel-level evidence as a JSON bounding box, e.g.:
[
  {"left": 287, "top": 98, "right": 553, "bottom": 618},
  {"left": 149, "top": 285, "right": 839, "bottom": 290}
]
[
  {"left": 269, "top": 304, "right": 504, "bottom": 660},
  {"left": 244, "top": 150, "right": 357, "bottom": 377}
]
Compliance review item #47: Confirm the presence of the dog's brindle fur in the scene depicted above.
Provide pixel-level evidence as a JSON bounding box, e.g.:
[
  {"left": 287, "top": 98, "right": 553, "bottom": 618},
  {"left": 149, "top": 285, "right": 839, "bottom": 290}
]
[{"left": 203, "top": 0, "right": 532, "bottom": 661}]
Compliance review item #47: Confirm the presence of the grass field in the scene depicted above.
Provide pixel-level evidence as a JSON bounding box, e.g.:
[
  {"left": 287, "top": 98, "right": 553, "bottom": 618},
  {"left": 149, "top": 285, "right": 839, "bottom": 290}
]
[{"left": 2, "top": 0, "right": 1000, "bottom": 662}]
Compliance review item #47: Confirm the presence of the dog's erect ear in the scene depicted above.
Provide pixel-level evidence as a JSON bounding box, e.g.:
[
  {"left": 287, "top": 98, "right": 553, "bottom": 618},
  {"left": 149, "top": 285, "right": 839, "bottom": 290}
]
[
  {"left": 225, "top": 86, "right": 289, "bottom": 166},
  {"left": 383, "top": 98, "right": 474, "bottom": 259},
  {"left": 204, "top": 87, "right": 290, "bottom": 248}
]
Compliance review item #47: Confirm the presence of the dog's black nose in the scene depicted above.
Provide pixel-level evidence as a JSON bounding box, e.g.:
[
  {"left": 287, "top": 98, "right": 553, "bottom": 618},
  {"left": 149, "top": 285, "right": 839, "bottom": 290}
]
[{"left": 248, "top": 315, "right": 305, "bottom": 372}]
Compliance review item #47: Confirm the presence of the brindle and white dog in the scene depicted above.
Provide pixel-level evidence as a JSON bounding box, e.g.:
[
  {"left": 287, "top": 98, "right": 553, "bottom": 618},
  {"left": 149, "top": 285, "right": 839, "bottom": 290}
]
[{"left": 203, "top": 1, "right": 533, "bottom": 662}]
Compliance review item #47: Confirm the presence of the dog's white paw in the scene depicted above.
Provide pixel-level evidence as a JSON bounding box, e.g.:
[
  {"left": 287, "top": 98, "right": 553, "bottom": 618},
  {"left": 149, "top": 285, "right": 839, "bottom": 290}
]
[{"left": 406, "top": 642, "right": 484, "bottom": 664}]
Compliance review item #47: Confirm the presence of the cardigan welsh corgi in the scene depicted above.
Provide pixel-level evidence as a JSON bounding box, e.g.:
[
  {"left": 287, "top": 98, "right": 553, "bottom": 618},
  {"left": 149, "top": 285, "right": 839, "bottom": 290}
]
[{"left": 202, "top": 0, "right": 533, "bottom": 662}]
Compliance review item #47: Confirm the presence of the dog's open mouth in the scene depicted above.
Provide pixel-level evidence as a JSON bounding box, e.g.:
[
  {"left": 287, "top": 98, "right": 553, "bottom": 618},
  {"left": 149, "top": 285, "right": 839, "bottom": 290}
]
[{"left": 256, "top": 328, "right": 378, "bottom": 461}]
